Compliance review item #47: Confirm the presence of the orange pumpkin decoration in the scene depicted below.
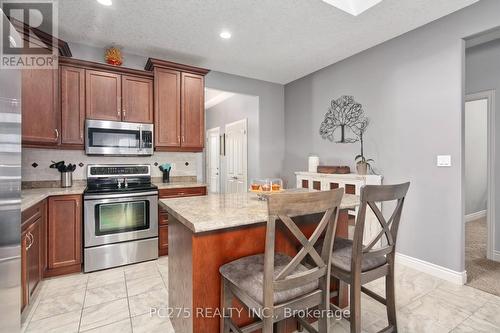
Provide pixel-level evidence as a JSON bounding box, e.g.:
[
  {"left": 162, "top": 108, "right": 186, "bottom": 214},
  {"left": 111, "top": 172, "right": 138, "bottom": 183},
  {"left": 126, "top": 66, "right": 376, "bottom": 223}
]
[{"left": 105, "top": 47, "right": 123, "bottom": 66}]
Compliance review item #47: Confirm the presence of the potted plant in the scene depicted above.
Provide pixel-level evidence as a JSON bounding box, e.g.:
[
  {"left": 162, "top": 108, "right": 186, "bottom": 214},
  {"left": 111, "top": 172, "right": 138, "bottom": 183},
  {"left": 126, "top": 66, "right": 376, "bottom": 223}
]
[{"left": 354, "top": 132, "right": 374, "bottom": 175}]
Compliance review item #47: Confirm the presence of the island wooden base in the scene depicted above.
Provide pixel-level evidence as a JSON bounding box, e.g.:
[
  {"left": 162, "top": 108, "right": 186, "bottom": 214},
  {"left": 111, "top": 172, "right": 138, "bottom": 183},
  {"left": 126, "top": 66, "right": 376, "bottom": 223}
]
[{"left": 169, "top": 210, "right": 350, "bottom": 333}]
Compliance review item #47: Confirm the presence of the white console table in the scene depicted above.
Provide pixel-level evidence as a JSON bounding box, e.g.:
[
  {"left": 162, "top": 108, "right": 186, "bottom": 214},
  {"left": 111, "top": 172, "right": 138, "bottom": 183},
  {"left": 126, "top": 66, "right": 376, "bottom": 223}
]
[{"left": 295, "top": 172, "right": 383, "bottom": 244}]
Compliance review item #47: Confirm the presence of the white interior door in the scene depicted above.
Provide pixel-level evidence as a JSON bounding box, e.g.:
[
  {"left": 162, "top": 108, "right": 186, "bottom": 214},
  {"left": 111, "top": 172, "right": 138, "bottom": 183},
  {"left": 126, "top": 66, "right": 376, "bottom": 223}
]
[
  {"left": 206, "top": 127, "right": 220, "bottom": 193},
  {"left": 225, "top": 119, "right": 248, "bottom": 193}
]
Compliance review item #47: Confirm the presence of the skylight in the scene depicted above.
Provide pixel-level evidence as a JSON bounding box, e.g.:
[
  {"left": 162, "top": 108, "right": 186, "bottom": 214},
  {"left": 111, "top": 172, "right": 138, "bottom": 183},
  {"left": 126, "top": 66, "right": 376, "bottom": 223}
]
[{"left": 322, "top": 0, "right": 383, "bottom": 16}]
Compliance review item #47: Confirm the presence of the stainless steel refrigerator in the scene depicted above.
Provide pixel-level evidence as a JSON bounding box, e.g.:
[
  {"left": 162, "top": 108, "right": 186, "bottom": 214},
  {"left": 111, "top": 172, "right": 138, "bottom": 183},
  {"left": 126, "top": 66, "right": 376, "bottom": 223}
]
[{"left": 0, "top": 11, "right": 21, "bottom": 333}]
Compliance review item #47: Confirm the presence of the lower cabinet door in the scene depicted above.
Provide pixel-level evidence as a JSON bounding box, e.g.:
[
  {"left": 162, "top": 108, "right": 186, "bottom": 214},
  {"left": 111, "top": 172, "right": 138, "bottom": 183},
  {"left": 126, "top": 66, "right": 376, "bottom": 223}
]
[
  {"left": 27, "top": 219, "right": 42, "bottom": 297},
  {"left": 159, "top": 225, "right": 168, "bottom": 256},
  {"left": 47, "top": 195, "right": 82, "bottom": 273},
  {"left": 20, "top": 230, "right": 28, "bottom": 312}
]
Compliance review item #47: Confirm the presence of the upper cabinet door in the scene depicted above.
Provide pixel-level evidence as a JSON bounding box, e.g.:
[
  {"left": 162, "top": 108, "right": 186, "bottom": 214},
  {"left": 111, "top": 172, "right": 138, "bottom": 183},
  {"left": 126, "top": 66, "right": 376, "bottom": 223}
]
[
  {"left": 60, "top": 66, "right": 85, "bottom": 146},
  {"left": 155, "top": 68, "right": 181, "bottom": 148},
  {"left": 122, "top": 75, "right": 153, "bottom": 123},
  {"left": 181, "top": 73, "right": 204, "bottom": 149},
  {"left": 22, "top": 69, "right": 60, "bottom": 145},
  {"left": 85, "top": 70, "right": 122, "bottom": 121}
]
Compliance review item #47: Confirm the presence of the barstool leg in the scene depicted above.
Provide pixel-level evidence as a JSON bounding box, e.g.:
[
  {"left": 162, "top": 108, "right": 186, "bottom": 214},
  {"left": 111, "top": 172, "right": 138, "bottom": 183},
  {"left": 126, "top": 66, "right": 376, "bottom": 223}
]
[
  {"left": 386, "top": 261, "right": 398, "bottom": 331},
  {"left": 262, "top": 317, "right": 274, "bottom": 333},
  {"left": 350, "top": 279, "right": 361, "bottom": 333},
  {"left": 221, "top": 279, "right": 232, "bottom": 333}
]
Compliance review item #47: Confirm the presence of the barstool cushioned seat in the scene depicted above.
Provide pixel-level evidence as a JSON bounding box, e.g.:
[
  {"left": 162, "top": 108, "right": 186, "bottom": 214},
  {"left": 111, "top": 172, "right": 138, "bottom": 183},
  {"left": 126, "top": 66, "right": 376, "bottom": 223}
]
[
  {"left": 313, "top": 238, "right": 387, "bottom": 272},
  {"left": 219, "top": 253, "right": 319, "bottom": 304}
]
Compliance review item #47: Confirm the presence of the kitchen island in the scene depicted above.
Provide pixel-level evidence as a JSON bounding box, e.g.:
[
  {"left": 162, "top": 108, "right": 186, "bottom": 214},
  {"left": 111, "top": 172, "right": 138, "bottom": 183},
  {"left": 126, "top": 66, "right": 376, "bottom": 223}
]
[{"left": 159, "top": 191, "right": 359, "bottom": 333}]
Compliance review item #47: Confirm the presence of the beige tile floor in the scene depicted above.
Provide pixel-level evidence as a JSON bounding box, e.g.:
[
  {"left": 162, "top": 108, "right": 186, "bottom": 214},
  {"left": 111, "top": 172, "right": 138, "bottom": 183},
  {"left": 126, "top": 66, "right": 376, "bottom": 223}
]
[{"left": 21, "top": 257, "right": 500, "bottom": 333}]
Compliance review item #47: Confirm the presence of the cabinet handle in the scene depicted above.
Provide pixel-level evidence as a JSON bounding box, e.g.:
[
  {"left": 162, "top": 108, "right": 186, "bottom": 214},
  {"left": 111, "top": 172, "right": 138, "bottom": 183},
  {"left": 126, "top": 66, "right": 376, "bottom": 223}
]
[
  {"left": 54, "top": 128, "right": 59, "bottom": 140},
  {"left": 26, "top": 232, "right": 33, "bottom": 250},
  {"left": 117, "top": 97, "right": 121, "bottom": 117},
  {"left": 177, "top": 136, "right": 180, "bottom": 144},
  {"left": 123, "top": 108, "right": 126, "bottom": 120},
  {"left": 182, "top": 136, "right": 185, "bottom": 143}
]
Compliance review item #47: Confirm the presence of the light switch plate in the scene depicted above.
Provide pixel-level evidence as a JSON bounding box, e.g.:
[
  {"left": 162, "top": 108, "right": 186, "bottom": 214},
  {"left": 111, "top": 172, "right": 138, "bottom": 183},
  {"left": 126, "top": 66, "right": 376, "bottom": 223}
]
[{"left": 437, "top": 155, "right": 452, "bottom": 167}]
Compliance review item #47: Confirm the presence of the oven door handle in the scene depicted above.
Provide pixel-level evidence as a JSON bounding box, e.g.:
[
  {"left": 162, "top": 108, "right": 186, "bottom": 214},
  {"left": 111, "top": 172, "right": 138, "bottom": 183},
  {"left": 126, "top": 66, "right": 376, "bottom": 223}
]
[{"left": 84, "top": 191, "right": 158, "bottom": 200}]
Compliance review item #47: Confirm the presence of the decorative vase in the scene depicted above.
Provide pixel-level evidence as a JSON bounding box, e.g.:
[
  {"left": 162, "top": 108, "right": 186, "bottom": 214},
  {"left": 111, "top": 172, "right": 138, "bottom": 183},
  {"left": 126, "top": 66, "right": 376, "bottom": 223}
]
[
  {"left": 356, "top": 162, "right": 368, "bottom": 175},
  {"left": 162, "top": 170, "right": 170, "bottom": 183}
]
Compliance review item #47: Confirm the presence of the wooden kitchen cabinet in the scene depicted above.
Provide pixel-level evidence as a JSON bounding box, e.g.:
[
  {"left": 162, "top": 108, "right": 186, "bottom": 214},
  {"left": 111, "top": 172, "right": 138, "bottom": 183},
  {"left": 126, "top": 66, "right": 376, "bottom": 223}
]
[
  {"left": 20, "top": 228, "right": 28, "bottom": 312},
  {"left": 21, "top": 222, "right": 42, "bottom": 312},
  {"left": 21, "top": 200, "right": 46, "bottom": 314},
  {"left": 22, "top": 69, "right": 60, "bottom": 146},
  {"left": 85, "top": 70, "right": 122, "bottom": 121},
  {"left": 159, "top": 225, "right": 169, "bottom": 256},
  {"left": 146, "top": 58, "right": 209, "bottom": 152},
  {"left": 154, "top": 68, "right": 181, "bottom": 148},
  {"left": 181, "top": 73, "right": 205, "bottom": 149},
  {"left": 157, "top": 186, "right": 207, "bottom": 256},
  {"left": 26, "top": 220, "right": 42, "bottom": 298},
  {"left": 60, "top": 66, "right": 85, "bottom": 147},
  {"left": 122, "top": 75, "right": 154, "bottom": 123},
  {"left": 47, "top": 195, "right": 82, "bottom": 276}
]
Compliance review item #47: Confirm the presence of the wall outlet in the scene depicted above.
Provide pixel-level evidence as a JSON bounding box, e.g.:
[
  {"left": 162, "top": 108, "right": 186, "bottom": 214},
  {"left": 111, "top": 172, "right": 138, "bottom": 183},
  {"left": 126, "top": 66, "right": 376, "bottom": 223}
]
[{"left": 437, "top": 155, "right": 452, "bottom": 167}]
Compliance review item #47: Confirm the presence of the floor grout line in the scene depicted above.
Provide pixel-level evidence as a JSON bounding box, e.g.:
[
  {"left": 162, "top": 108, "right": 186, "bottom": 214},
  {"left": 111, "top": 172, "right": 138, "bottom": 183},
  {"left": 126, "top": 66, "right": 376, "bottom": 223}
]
[
  {"left": 77, "top": 276, "right": 89, "bottom": 332},
  {"left": 124, "top": 270, "right": 134, "bottom": 333}
]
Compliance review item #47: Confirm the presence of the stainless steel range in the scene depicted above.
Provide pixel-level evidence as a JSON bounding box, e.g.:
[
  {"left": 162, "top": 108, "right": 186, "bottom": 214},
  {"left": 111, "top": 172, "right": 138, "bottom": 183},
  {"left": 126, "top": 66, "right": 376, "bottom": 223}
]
[{"left": 83, "top": 164, "right": 158, "bottom": 272}]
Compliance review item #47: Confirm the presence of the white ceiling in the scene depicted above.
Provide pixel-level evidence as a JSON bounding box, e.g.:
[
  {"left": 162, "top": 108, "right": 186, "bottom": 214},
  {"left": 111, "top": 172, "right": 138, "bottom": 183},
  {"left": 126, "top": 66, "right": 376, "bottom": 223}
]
[{"left": 58, "top": 0, "right": 479, "bottom": 84}]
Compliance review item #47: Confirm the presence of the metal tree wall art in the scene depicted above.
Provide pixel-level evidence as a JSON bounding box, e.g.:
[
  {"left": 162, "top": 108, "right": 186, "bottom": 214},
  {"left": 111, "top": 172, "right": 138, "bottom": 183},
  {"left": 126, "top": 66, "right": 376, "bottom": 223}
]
[{"left": 319, "top": 95, "right": 368, "bottom": 143}]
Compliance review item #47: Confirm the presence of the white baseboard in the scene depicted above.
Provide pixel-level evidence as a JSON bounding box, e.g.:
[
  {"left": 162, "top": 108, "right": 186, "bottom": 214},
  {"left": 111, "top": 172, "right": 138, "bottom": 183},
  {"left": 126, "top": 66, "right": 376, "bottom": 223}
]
[
  {"left": 465, "top": 210, "right": 487, "bottom": 222},
  {"left": 395, "top": 253, "right": 467, "bottom": 285},
  {"left": 491, "top": 250, "right": 500, "bottom": 262}
]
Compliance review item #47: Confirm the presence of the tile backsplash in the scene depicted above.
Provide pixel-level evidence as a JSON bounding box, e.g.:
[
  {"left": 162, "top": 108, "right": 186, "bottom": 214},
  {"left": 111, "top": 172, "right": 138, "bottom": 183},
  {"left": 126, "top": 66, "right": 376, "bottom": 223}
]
[{"left": 22, "top": 148, "right": 203, "bottom": 182}]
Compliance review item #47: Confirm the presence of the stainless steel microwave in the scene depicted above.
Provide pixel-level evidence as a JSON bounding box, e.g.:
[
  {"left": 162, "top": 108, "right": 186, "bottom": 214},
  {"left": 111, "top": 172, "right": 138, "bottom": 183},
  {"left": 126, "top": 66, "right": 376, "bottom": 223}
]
[{"left": 85, "top": 119, "right": 153, "bottom": 156}]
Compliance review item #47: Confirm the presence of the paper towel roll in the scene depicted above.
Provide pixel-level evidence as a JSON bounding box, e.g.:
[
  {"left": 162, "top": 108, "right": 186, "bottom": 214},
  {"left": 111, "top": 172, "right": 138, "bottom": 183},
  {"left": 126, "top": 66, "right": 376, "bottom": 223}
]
[{"left": 308, "top": 155, "right": 319, "bottom": 173}]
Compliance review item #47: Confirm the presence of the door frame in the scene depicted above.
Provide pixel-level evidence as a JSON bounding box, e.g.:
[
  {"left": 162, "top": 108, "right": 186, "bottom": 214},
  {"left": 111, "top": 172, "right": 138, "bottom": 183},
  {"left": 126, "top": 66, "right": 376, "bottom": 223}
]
[
  {"left": 465, "top": 90, "right": 496, "bottom": 261},
  {"left": 224, "top": 118, "right": 248, "bottom": 193},
  {"left": 206, "top": 127, "right": 221, "bottom": 193}
]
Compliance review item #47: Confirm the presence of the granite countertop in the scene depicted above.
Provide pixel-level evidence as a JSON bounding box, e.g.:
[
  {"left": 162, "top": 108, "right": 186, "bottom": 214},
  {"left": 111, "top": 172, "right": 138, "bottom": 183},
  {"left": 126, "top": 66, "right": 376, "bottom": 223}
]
[
  {"left": 153, "top": 181, "right": 206, "bottom": 190},
  {"left": 159, "top": 192, "right": 360, "bottom": 234},
  {"left": 21, "top": 186, "right": 86, "bottom": 211},
  {"left": 21, "top": 181, "right": 206, "bottom": 212}
]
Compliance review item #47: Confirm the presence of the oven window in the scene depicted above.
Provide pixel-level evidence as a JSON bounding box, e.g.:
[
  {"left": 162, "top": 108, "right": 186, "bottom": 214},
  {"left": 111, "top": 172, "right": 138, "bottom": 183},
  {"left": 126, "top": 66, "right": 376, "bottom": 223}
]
[
  {"left": 88, "top": 128, "right": 140, "bottom": 148},
  {"left": 95, "top": 201, "right": 150, "bottom": 236}
]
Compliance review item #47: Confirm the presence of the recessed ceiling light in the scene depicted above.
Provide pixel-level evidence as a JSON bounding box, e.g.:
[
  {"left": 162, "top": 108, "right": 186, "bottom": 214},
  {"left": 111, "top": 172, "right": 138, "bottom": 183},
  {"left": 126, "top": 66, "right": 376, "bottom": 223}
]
[
  {"left": 322, "top": 0, "right": 382, "bottom": 16},
  {"left": 219, "top": 31, "right": 231, "bottom": 39},
  {"left": 96, "top": 0, "right": 112, "bottom": 6}
]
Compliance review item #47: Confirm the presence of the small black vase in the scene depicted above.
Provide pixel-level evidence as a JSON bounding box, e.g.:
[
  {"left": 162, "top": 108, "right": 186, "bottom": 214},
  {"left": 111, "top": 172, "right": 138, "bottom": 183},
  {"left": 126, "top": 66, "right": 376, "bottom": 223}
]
[{"left": 162, "top": 170, "right": 170, "bottom": 183}]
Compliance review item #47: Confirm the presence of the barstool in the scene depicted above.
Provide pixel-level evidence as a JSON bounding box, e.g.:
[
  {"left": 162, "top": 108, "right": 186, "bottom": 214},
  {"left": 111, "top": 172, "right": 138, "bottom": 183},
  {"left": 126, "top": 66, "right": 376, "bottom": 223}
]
[
  {"left": 330, "top": 183, "right": 410, "bottom": 333},
  {"left": 219, "top": 189, "right": 344, "bottom": 333}
]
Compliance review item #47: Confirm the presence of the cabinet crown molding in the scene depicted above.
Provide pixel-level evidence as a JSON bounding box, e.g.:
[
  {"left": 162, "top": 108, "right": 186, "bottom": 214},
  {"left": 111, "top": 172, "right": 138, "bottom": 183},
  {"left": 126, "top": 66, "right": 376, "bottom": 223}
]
[
  {"left": 59, "top": 57, "right": 154, "bottom": 78},
  {"left": 145, "top": 58, "right": 210, "bottom": 76}
]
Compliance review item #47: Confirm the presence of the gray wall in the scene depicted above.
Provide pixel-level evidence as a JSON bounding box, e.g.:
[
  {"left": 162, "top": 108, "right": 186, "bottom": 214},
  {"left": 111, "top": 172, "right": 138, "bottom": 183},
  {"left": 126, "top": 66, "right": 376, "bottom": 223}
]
[
  {"left": 206, "top": 93, "right": 259, "bottom": 189},
  {"left": 464, "top": 99, "right": 488, "bottom": 216},
  {"left": 284, "top": 0, "right": 500, "bottom": 272},
  {"left": 205, "top": 72, "right": 285, "bottom": 182},
  {"left": 466, "top": 38, "right": 500, "bottom": 249}
]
